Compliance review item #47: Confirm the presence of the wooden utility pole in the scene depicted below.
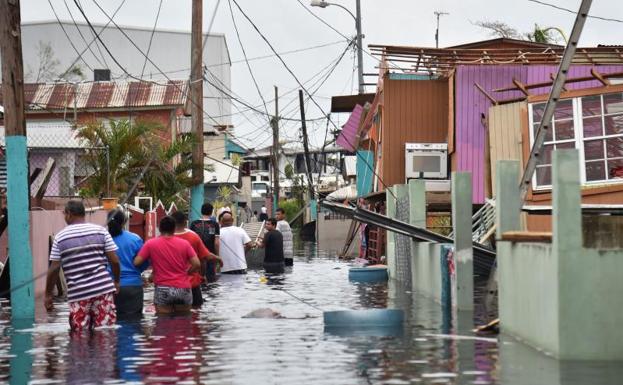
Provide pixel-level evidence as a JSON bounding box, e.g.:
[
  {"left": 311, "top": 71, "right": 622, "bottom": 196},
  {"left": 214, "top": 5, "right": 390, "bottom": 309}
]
[
  {"left": 189, "top": 0, "right": 205, "bottom": 221},
  {"left": 271, "top": 86, "right": 280, "bottom": 214},
  {"left": 299, "top": 89, "right": 315, "bottom": 198},
  {"left": 0, "top": 0, "right": 35, "bottom": 319}
]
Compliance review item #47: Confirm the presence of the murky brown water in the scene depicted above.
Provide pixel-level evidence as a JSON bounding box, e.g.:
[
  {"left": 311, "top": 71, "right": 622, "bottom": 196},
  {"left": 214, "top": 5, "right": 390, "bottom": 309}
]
[{"left": 0, "top": 243, "right": 621, "bottom": 384}]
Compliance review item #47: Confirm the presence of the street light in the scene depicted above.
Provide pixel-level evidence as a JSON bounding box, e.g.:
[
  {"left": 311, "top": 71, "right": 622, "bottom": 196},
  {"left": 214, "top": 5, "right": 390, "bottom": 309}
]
[{"left": 311, "top": 0, "right": 364, "bottom": 94}]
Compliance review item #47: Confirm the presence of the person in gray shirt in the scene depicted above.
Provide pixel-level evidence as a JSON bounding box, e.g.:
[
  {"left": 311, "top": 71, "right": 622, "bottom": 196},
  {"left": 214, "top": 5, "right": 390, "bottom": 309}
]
[{"left": 275, "top": 208, "right": 293, "bottom": 266}]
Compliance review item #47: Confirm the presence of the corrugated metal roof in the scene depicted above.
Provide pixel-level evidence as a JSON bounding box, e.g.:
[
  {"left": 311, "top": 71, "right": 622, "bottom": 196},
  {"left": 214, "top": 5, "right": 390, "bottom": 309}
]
[
  {"left": 0, "top": 80, "right": 188, "bottom": 111},
  {"left": 336, "top": 104, "right": 363, "bottom": 152}
]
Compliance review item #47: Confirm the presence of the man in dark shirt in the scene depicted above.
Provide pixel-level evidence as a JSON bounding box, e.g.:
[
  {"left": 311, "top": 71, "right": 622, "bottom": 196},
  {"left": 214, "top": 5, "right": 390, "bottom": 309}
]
[
  {"left": 260, "top": 218, "right": 284, "bottom": 274},
  {"left": 189, "top": 203, "right": 220, "bottom": 283}
]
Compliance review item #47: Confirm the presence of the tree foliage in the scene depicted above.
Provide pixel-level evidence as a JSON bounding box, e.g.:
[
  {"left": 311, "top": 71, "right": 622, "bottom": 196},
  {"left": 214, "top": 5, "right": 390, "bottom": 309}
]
[
  {"left": 473, "top": 20, "right": 564, "bottom": 44},
  {"left": 26, "top": 41, "right": 84, "bottom": 82},
  {"left": 75, "top": 119, "right": 201, "bottom": 206}
]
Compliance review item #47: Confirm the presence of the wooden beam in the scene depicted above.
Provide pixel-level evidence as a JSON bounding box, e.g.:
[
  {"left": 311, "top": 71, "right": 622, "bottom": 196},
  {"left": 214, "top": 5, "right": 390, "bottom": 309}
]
[
  {"left": 512, "top": 78, "right": 531, "bottom": 96},
  {"left": 474, "top": 82, "right": 499, "bottom": 105},
  {"left": 591, "top": 67, "right": 611, "bottom": 86},
  {"left": 501, "top": 231, "right": 552, "bottom": 243}
]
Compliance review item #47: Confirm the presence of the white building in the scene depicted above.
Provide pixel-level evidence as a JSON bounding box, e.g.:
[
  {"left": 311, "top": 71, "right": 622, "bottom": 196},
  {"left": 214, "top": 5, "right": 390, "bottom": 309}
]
[{"left": 14, "top": 20, "right": 231, "bottom": 132}]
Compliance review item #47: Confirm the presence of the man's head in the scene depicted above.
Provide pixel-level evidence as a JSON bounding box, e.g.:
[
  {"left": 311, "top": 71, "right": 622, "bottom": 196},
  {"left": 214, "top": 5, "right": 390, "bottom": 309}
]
[
  {"left": 220, "top": 212, "right": 234, "bottom": 227},
  {"left": 64, "top": 200, "right": 86, "bottom": 225},
  {"left": 201, "top": 203, "right": 214, "bottom": 216},
  {"left": 265, "top": 217, "right": 277, "bottom": 231},
  {"left": 275, "top": 208, "right": 286, "bottom": 221},
  {"left": 159, "top": 215, "right": 176, "bottom": 235},
  {"left": 171, "top": 211, "right": 187, "bottom": 230}
]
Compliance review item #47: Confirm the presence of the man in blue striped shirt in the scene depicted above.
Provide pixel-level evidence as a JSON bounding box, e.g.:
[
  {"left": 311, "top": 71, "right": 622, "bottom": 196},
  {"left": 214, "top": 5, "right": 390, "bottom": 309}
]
[{"left": 45, "top": 201, "right": 121, "bottom": 331}]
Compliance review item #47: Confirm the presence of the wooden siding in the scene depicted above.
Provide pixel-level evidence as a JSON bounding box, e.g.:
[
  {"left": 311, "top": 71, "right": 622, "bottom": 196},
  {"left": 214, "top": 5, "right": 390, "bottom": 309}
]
[
  {"left": 488, "top": 101, "right": 526, "bottom": 196},
  {"left": 381, "top": 77, "right": 449, "bottom": 187}
]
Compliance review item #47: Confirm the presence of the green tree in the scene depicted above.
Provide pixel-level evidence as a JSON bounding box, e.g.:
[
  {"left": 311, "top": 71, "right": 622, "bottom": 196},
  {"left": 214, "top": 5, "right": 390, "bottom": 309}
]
[{"left": 76, "top": 119, "right": 204, "bottom": 206}]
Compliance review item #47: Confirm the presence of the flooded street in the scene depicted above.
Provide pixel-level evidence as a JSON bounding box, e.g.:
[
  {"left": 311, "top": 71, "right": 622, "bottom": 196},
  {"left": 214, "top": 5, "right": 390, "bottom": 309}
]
[{"left": 0, "top": 244, "right": 621, "bottom": 384}]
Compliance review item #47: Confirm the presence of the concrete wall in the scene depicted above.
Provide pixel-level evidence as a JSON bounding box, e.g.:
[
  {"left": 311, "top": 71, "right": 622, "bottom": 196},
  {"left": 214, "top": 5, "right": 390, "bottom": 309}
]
[
  {"left": 497, "top": 152, "right": 623, "bottom": 360},
  {"left": 317, "top": 215, "right": 359, "bottom": 258}
]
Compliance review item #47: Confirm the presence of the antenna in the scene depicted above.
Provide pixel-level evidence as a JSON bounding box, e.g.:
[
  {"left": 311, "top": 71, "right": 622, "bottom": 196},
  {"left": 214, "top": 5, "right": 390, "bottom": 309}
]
[{"left": 434, "top": 11, "right": 449, "bottom": 48}]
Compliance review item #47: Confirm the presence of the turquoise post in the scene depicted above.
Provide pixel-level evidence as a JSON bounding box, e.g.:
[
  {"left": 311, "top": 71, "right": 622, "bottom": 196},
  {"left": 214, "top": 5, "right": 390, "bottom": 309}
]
[
  {"left": 451, "top": 172, "right": 474, "bottom": 311},
  {"left": 190, "top": 184, "right": 204, "bottom": 222},
  {"left": 310, "top": 198, "right": 317, "bottom": 221},
  {"left": 9, "top": 318, "right": 33, "bottom": 383},
  {"left": 6, "top": 136, "right": 35, "bottom": 319}
]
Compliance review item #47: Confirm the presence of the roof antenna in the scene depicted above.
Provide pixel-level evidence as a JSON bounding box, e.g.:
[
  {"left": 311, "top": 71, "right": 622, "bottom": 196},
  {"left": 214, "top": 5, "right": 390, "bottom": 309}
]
[{"left": 434, "top": 11, "right": 449, "bottom": 49}]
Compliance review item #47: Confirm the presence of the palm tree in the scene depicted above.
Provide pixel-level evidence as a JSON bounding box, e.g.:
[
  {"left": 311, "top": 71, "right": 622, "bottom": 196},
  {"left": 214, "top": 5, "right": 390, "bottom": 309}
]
[{"left": 75, "top": 119, "right": 204, "bottom": 206}]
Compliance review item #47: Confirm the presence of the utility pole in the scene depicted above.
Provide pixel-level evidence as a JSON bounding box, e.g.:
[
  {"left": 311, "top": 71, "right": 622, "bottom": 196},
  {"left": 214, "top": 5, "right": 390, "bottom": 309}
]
[
  {"left": 0, "top": 0, "right": 35, "bottom": 320},
  {"left": 190, "top": 0, "right": 204, "bottom": 221},
  {"left": 271, "top": 86, "right": 280, "bottom": 214},
  {"left": 355, "top": 0, "right": 364, "bottom": 94},
  {"left": 299, "top": 90, "right": 315, "bottom": 198},
  {"left": 434, "top": 11, "right": 449, "bottom": 49}
]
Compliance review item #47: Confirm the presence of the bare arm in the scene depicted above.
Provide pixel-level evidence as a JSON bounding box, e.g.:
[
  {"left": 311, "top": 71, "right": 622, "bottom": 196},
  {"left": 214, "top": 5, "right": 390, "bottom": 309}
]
[
  {"left": 106, "top": 251, "right": 120, "bottom": 283},
  {"left": 44, "top": 261, "right": 61, "bottom": 310},
  {"left": 244, "top": 241, "right": 253, "bottom": 251},
  {"left": 188, "top": 256, "right": 201, "bottom": 273},
  {"left": 134, "top": 254, "right": 146, "bottom": 267},
  {"left": 214, "top": 237, "right": 220, "bottom": 255}
]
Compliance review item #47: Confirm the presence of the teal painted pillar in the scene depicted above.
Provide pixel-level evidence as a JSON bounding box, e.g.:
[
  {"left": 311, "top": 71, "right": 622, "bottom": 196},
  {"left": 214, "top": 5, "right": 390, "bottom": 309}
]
[
  {"left": 190, "top": 184, "right": 204, "bottom": 222},
  {"left": 9, "top": 319, "right": 33, "bottom": 383},
  {"left": 386, "top": 187, "right": 396, "bottom": 278},
  {"left": 310, "top": 199, "right": 317, "bottom": 221},
  {"left": 495, "top": 160, "right": 522, "bottom": 240},
  {"left": 451, "top": 172, "right": 473, "bottom": 311},
  {"left": 356, "top": 150, "right": 374, "bottom": 197},
  {"left": 6, "top": 136, "right": 35, "bottom": 319}
]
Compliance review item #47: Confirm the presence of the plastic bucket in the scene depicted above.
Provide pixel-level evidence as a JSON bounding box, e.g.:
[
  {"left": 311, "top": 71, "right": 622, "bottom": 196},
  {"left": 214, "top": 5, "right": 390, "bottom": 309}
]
[{"left": 348, "top": 266, "right": 388, "bottom": 283}]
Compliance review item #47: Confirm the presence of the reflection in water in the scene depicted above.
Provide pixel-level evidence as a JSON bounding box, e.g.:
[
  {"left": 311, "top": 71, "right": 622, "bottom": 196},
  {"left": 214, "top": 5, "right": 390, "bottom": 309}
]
[{"left": 0, "top": 244, "right": 621, "bottom": 384}]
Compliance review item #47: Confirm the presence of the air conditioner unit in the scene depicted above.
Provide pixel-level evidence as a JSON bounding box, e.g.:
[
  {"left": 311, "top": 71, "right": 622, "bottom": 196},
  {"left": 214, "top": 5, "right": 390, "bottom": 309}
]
[{"left": 405, "top": 143, "right": 448, "bottom": 180}]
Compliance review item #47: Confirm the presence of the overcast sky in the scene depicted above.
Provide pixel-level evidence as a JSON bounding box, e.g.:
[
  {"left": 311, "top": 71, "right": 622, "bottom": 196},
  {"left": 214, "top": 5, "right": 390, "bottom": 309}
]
[{"left": 21, "top": 0, "right": 623, "bottom": 149}]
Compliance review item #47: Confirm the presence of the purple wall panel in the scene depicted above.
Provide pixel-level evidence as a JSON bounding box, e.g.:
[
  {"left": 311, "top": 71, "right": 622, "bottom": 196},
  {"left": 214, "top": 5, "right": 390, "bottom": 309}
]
[{"left": 455, "top": 65, "right": 623, "bottom": 203}]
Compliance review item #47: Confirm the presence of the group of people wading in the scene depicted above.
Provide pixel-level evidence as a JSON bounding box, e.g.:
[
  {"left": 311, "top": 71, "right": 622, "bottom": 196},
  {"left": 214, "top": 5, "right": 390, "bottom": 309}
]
[{"left": 45, "top": 200, "right": 293, "bottom": 332}]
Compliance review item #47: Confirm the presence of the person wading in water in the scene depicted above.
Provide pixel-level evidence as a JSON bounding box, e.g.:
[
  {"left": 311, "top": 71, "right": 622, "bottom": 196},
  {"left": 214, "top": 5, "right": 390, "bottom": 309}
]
[
  {"left": 258, "top": 218, "right": 285, "bottom": 274},
  {"left": 45, "top": 200, "right": 121, "bottom": 331},
  {"left": 107, "top": 209, "right": 147, "bottom": 319},
  {"left": 275, "top": 208, "right": 294, "bottom": 266},
  {"left": 133, "top": 216, "right": 200, "bottom": 315},
  {"left": 218, "top": 212, "right": 253, "bottom": 275},
  {"left": 189, "top": 203, "right": 221, "bottom": 283}
]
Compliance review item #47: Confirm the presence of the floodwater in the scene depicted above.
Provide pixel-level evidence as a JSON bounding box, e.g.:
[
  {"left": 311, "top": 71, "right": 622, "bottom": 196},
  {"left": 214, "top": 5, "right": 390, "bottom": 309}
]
[{"left": 1, "top": 243, "right": 622, "bottom": 384}]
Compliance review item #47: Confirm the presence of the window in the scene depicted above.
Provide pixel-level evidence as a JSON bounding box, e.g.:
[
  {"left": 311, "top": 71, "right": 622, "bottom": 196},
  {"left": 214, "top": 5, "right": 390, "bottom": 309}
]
[{"left": 529, "top": 91, "right": 623, "bottom": 189}]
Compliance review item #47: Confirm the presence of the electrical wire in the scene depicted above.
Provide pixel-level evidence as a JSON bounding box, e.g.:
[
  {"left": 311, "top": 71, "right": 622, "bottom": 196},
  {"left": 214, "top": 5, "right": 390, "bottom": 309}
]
[
  {"left": 227, "top": 0, "right": 271, "bottom": 121},
  {"left": 58, "top": 0, "right": 127, "bottom": 79},
  {"left": 140, "top": 0, "right": 163, "bottom": 79},
  {"left": 527, "top": 0, "right": 623, "bottom": 23},
  {"left": 62, "top": 0, "right": 107, "bottom": 68},
  {"left": 231, "top": 0, "right": 395, "bottom": 199},
  {"left": 46, "top": 0, "right": 94, "bottom": 73}
]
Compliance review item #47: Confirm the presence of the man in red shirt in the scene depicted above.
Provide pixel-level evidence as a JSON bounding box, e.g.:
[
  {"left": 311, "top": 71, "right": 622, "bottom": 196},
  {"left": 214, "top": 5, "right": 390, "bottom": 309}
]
[
  {"left": 171, "top": 211, "right": 220, "bottom": 307},
  {"left": 134, "top": 216, "right": 200, "bottom": 315}
]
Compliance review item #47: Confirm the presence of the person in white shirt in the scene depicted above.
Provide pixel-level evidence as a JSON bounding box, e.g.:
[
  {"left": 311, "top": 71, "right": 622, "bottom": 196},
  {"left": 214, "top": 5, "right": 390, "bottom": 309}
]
[
  {"left": 218, "top": 212, "right": 253, "bottom": 274},
  {"left": 275, "top": 208, "right": 294, "bottom": 266}
]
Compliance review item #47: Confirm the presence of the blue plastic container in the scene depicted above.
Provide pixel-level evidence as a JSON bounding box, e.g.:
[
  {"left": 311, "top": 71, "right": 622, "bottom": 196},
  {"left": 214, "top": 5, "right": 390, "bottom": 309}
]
[
  {"left": 323, "top": 309, "right": 404, "bottom": 328},
  {"left": 348, "top": 266, "right": 388, "bottom": 283}
]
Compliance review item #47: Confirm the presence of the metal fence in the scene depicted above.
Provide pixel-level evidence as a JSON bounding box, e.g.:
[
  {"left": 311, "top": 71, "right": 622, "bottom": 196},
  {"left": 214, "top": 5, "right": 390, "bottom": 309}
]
[
  {"left": 394, "top": 195, "right": 412, "bottom": 288},
  {"left": 0, "top": 129, "right": 110, "bottom": 198}
]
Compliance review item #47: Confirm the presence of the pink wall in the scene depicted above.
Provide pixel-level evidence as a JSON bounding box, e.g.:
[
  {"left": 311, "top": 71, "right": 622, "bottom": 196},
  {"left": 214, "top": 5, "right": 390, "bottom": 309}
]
[{"left": 455, "top": 65, "right": 623, "bottom": 203}]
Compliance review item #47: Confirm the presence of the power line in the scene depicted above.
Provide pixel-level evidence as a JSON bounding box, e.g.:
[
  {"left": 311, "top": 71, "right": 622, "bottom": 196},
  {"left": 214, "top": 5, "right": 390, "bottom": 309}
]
[
  {"left": 58, "top": 0, "right": 127, "bottom": 79},
  {"left": 527, "top": 0, "right": 623, "bottom": 23},
  {"left": 140, "top": 0, "right": 163, "bottom": 79},
  {"left": 62, "top": 0, "right": 107, "bottom": 68},
  {"left": 227, "top": 0, "right": 270, "bottom": 121},
  {"left": 46, "top": 0, "right": 94, "bottom": 73},
  {"left": 232, "top": 0, "right": 396, "bottom": 198}
]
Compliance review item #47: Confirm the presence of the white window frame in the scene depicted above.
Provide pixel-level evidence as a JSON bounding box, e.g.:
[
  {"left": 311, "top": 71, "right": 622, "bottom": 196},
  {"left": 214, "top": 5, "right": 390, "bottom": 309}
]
[{"left": 528, "top": 93, "right": 623, "bottom": 191}]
